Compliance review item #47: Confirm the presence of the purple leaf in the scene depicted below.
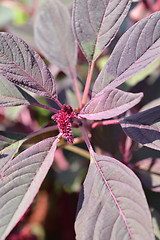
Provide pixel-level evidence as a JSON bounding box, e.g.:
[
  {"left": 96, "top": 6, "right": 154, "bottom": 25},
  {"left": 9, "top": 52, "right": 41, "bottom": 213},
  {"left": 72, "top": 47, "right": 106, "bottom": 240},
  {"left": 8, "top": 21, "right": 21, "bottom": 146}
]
[
  {"left": 72, "top": 0, "right": 132, "bottom": 62},
  {"left": 34, "top": 0, "right": 77, "bottom": 78},
  {"left": 134, "top": 158, "right": 160, "bottom": 192},
  {"left": 93, "top": 11, "right": 160, "bottom": 97},
  {"left": 0, "top": 139, "right": 24, "bottom": 170},
  {"left": 0, "top": 75, "right": 38, "bottom": 107},
  {"left": 0, "top": 32, "right": 57, "bottom": 99},
  {"left": 79, "top": 88, "right": 143, "bottom": 120},
  {"left": 0, "top": 137, "right": 59, "bottom": 240},
  {"left": 0, "top": 131, "right": 25, "bottom": 149},
  {"left": 75, "top": 152, "right": 155, "bottom": 239},
  {"left": 120, "top": 106, "right": 160, "bottom": 151}
]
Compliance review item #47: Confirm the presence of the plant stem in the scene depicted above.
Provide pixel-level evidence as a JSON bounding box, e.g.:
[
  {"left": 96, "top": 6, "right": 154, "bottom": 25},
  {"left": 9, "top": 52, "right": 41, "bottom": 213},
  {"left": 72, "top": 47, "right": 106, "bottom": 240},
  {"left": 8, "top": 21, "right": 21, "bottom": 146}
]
[
  {"left": 82, "top": 61, "right": 95, "bottom": 106},
  {"left": 32, "top": 103, "right": 59, "bottom": 113},
  {"left": 91, "top": 119, "right": 121, "bottom": 129},
  {"left": 57, "top": 132, "right": 63, "bottom": 141},
  {"left": 123, "top": 136, "right": 132, "bottom": 165},
  {"left": 80, "top": 125, "right": 94, "bottom": 155},
  {"left": 53, "top": 98, "right": 63, "bottom": 108}
]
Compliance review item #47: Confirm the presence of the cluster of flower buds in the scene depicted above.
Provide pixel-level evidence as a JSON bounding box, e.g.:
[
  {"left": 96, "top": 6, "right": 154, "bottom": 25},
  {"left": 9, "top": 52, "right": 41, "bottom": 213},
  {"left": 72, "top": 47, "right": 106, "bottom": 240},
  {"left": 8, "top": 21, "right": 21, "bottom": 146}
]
[{"left": 52, "top": 105, "right": 77, "bottom": 144}]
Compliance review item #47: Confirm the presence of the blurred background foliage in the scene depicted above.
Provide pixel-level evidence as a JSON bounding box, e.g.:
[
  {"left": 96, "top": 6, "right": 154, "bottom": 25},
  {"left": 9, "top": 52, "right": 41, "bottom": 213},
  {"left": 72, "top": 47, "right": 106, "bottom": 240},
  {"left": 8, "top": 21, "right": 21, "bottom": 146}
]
[{"left": 0, "top": 0, "right": 159, "bottom": 239}]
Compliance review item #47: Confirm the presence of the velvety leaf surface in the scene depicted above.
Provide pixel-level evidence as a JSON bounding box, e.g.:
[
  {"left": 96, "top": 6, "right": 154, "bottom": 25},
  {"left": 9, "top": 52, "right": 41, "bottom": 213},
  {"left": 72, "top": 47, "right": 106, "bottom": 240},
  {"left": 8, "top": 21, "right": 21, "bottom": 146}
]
[
  {"left": 75, "top": 152, "right": 155, "bottom": 239},
  {"left": 0, "top": 32, "right": 57, "bottom": 99},
  {"left": 92, "top": 11, "right": 160, "bottom": 97},
  {"left": 34, "top": 0, "right": 77, "bottom": 78},
  {"left": 79, "top": 88, "right": 143, "bottom": 120},
  {"left": 134, "top": 158, "right": 160, "bottom": 192},
  {"left": 0, "top": 137, "right": 59, "bottom": 240},
  {"left": 73, "top": 0, "right": 132, "bottom": 62},
  {"left": 120, "top": 106, "right": 160, "bottom": 151},
  {"left": 0, "top": 75, "right": 38, "bottom": 107}
]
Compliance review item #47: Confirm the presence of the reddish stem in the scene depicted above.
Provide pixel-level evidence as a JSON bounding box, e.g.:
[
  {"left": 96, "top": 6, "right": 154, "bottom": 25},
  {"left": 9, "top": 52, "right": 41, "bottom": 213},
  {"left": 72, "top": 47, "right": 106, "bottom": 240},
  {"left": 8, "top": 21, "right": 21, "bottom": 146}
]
[
  {"left": 82, "top": 61, "right": 95, "bottom": 106},
  {"left": 57, "top": 132, "right": 63, "bottom": 141},
  {"left": 80, "top": 125, "right": 94, "bottom": 154},
  {"left": 53, "top": 98, "right": 63, "bottom": 108},
  {"left": 91, "top": 119, "right": 120, "bottom": 129},
  {"left": 33, "top": 103, "right": 59, "bottom": 113},
  {"left": 123, "top": 136, "right": 133, "bottom": 165}
]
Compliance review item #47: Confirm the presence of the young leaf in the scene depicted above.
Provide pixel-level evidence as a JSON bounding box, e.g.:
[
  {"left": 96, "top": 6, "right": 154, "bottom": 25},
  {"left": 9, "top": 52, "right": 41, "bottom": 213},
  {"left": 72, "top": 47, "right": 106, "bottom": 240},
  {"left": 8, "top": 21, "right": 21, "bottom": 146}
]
[
  {"left": 120, "top": 106, "right": 160, "bottom": 151},
  {"left": 34, "top": 0, "right": 77, "bottom": 78},
  {"left": 79, "top": 88, "right": 143, "bottom": 120},
  {"left": 134, "top": 158, "right": 160, "bottom": 192},
  {"left": 75, "top": 152, "right": 155, "bottom": 239},
  {"left": 0, "top": 75, "right": 38, "bottom": 107},
  {"left": 0, "top": 32, "right": 57, "bottom": 100},
  {"left": 72, "top": 0, "right": 132, "bottom": 62},
  {"left": 92, "top": 11, "right": 160, "bottom": 97},
  {"left": 0, "top": 137, "right": 59, "bottom": 240}
]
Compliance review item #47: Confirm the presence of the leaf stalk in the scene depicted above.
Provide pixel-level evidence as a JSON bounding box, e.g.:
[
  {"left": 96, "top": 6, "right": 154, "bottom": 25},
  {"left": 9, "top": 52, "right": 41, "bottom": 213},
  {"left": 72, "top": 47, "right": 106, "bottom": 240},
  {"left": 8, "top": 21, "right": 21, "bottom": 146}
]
[
  {"left": 32, "top": 103, "right": 59, "bottom": 113},
  {"left": 82, "top": 61, "right": 95, "bottom": 106},
  {"left": 91, "top": 119, "right": 120, "bottom": 128}
]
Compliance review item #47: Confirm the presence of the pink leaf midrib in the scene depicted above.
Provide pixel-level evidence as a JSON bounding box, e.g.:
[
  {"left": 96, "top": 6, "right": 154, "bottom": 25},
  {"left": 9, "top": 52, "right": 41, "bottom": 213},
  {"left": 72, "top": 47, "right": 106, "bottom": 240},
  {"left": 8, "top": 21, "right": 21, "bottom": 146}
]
[{"left": 0, "top": 46, "right": 54, "bottom": 98}]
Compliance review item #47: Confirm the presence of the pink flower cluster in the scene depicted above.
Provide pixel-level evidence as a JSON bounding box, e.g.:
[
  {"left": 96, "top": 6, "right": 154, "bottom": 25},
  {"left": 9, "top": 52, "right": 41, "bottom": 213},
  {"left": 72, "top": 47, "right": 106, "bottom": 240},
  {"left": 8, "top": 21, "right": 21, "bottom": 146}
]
[{"left": 52, "top": 105, "right": 77, "bottom": 144}]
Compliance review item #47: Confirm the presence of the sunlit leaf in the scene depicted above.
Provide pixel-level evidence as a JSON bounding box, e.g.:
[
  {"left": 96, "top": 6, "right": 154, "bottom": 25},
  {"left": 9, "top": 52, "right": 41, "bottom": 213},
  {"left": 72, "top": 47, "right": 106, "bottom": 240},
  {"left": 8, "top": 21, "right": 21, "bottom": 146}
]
[
  {"left": 93, "top": 11, "right": 160, "bottom": 96},
  {"left": 34, "top": 0, "right": 77, "bottom": 78},
  {"left": 73, "top": 0, "right": 132, "bottom": 62},
  {"left": 0, "top": 137, "right": 59, "bottom": 240},
  {"left": 79, "top": 88, "right": 143, "bottom": 120},
  {"left": 120, "top": 106, "right": 160, "bottom": 151},
  {"left": 0, "top": 32, "right": 57, "bottom": 99},
  {"left": 75, "top": 152, "right": 155, "bottom": 239}
]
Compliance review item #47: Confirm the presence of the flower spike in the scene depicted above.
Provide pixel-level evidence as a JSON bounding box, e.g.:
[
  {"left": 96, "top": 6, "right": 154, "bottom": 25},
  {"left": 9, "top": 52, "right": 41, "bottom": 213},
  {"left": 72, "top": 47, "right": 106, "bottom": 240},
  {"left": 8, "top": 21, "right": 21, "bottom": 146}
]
[{"left": 52, "top": 105, "right": 77, "bottom": 144}]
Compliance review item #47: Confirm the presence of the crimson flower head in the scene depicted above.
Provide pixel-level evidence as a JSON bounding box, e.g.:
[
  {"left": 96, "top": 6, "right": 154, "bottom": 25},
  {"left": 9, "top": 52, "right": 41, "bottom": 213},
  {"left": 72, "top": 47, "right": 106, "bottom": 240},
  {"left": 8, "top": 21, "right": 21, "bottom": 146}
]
[{"left": 52, "top": 105, "right": 77, "bottom": 144}]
